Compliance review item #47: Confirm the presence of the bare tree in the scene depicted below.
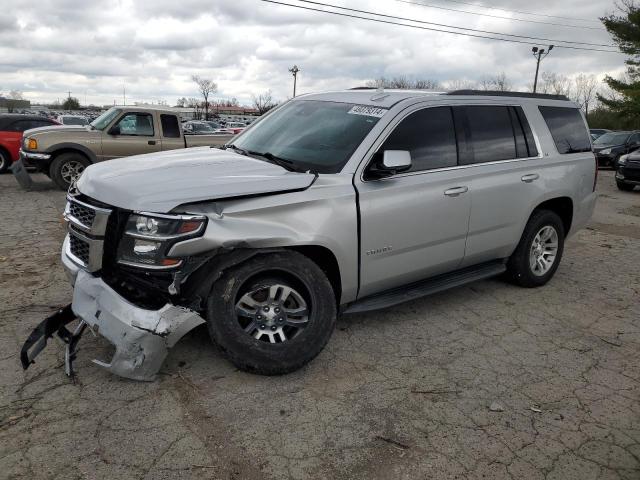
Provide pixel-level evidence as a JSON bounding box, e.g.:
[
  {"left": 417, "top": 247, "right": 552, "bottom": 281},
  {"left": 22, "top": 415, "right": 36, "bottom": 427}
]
[
  {"left": 175, "top": 97, "right": 188, "bottom": 107},
  {"left": 479, "top": 72, "right": 512, "bottom": 92},
  {"left": 573, "top": 74, "right": 599, "bottom": 116},
  {"left": 252, "top": 90, "right": 278, "bottom": 115},
  {"left": 192, "top": 75, "right": 217, "bottom": 120},
  {"left": 539, "top": 72, "right": 572, "bottom": 96},
  {"left": 187, "top": 97, "right": 202, "bottom": 120},
  {"left": 365, "top": 76, "right": 441, "bottom": 89},
  {"left": 7, "top": 90, "right": 24, "bottom": 100},
  {"left": 443, "top": 79, "right": 477, "bottom": 91}
]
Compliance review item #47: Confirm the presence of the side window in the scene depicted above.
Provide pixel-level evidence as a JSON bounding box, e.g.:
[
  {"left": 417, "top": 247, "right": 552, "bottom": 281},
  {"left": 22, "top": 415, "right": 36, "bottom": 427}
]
[
  {"left": 378, "top": 106, "right": 457, "bottom": 173},
  {"left": 31, "top": 120, "right": 54, "bottom": 128},
  {"left": 462, "top": 106, "right": 517, "bottom": 164},
  {"left": 538, "top": 106, "right": 591, "bottom": 154},
  {"left": 160, "top": 114, "right": 180, "bottom": 138},
  {"left": 628, "top": 133, "right": 640, "bottom": 145},
  {"left": 116, "top": 113, "right": 154, "bottom": 136}
]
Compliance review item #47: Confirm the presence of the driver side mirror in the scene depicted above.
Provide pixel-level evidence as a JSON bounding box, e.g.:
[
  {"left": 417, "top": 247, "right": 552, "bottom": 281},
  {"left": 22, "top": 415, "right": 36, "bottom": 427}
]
[
  {"left": 108, "top": 125, "right": 120, "bottom": 136},
  {"left": 381, "top": 150, "right": 412, "bottom": 173}
]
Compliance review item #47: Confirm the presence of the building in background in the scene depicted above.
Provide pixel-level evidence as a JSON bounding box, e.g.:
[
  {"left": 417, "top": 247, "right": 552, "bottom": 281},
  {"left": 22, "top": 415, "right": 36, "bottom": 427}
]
[{"left": 0, "top": 97, "right": 30, "bottom": 113}]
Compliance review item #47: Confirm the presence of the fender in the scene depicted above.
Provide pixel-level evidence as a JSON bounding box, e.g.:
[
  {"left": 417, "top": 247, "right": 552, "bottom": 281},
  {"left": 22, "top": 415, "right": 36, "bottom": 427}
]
[{"left": 46, "top": 142, "right": 98, "bottom": 163}]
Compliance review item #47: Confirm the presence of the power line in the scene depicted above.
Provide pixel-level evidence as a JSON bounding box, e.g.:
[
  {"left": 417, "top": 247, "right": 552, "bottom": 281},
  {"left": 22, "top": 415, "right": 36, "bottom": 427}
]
[
  {"left": 293, "top": 0, "right": 615, "bottom": 48},
  {"left": 395, "top": 0, "right": 605, "bottom": 31},
  {"left": 434, "top": 0, "right": 601, "bottom": 24},
  {"left": 259, "top": 0, "right": 621, "bottom": 53}
]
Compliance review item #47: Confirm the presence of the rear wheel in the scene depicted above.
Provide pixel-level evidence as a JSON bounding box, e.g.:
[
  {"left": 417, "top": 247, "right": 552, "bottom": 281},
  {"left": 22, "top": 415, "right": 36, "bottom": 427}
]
[
  {"left": 616, "top": 181, "right": 635, "bottom": 191},
  {"left": 206, "top": 251, "right": 337, "bottom": 375},
  {"left": 50, "top": 152, "right": 90, "bottom": 190},
  {"left": 507, "top": 210, "right": 565, "bottom": 288},
  {"left": 0, "top": 149, "right": 10, "bottom": 173}
]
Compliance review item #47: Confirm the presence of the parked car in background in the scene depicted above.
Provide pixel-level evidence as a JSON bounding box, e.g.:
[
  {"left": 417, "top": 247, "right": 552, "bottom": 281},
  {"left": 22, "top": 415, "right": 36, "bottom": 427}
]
[
  {"left": 183, "top": 121, "right": 218, "bottom": 134},
  {"left": 0, "top": 114, "right": 60, "bottom": 173},
  {"left": 21, "top": 89, "right": 596, "bottom": 381},
  {"left": 224, "top": 122, "right": 246, "bottom": 135},
  {"left": 16, "top": 106, "right": 233, "bottom": 189},
  {"left": 592, "top": 131, "right": 640, "bottom": 168},
  {"left": 589, "top": 128, "right": 610, "bottom": 140},
  {"left": 56, "top": 115, "right": 89, "bottom": 126},
  {"left": 615, "top": 151, "right": 640, "bottom": 191}
]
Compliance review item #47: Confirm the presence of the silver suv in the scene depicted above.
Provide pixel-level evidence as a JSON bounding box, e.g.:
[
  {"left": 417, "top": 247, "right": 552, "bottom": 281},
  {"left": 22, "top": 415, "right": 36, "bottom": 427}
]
[{"left": 21, "top": 89, "right": 597, "bottom": 381}]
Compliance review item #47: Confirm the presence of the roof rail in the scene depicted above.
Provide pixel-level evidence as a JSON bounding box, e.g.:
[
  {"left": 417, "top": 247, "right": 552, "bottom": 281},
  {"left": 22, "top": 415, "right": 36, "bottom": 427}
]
[
  {"left": 349, "top": 87, "right": 377, "bottom": 90},
  {"left": 447, "top": 90, "right": 570, "bottom": 101}
]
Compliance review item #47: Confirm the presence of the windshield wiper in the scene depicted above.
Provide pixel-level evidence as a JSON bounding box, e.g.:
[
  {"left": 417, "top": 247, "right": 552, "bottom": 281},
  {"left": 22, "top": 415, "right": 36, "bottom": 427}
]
[
  {"left": 223, "top": 144, "right": 249, "bottom": 156},
  {"left": 247, "top": 151, "right": 311, "bottom": 173}
]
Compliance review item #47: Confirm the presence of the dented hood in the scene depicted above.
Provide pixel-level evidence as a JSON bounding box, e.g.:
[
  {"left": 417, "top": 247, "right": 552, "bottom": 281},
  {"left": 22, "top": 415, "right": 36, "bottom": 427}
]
[{"left": 76, "top": 147, "right": 316, "bottom": 212}]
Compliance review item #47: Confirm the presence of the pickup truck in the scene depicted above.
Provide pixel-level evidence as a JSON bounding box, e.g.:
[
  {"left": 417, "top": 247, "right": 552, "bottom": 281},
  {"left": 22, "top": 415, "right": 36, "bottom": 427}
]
[
  {"left": 20, "top": 89, "right": 597, "bottom": 382},
  {"left": 14, "top": 106, "right": 233, "bottom": 190}
]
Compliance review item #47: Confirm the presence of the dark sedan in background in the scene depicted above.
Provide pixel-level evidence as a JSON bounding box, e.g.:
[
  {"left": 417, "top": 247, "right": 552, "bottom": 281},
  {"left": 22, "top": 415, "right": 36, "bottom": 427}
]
[
  {"left": 616, "top": 151, "right": 640, "bottom": 191},
  {"left": 592, "top": 131, "right": 640, "bottom": 168}
]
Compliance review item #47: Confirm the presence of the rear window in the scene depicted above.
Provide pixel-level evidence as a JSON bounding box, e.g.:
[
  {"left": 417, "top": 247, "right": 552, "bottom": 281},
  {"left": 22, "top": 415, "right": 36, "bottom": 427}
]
[
  {"left": 161, "top": 114, "right": 181, "bottom": 138},
  {"left": 462, "top": 106, "right": 517, "bottom": 164},
  {"left": 538, "top": 106, "right": 591, "bottom": 154}
]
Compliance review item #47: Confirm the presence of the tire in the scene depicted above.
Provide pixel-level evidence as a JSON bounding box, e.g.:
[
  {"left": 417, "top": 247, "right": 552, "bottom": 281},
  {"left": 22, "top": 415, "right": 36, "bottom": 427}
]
[
  {"left": 507, "top": 209, "right": 565, "bottom": 288},
  {"left": 50, "top": 152, "right": 90, "bottom": 190},
  {"left": 616, "top": 181, "right": 635, "bottom": 192},
  {"left": 0, "top": 149, "right": 10, "bottom": 174},
  {"left": 206, "top": 251, "right": 337, "bottom": 375}
]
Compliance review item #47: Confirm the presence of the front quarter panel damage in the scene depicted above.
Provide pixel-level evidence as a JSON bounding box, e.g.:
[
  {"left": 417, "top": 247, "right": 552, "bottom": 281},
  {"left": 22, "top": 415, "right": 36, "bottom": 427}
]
[{"left": 72, "top": 270, "right": 205, "bottom": 381}]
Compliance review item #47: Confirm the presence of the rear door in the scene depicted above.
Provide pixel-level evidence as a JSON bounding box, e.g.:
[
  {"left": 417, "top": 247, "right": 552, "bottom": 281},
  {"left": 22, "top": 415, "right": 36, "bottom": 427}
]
[
  {"left": 356, "top": 105, "right": 473, "bottom": 297},
  {"left": 101, "top": 111, "right": 162, "bottom": 160},
  {"left": 458, "top": 104, "right": 544, "bottom": 266}
]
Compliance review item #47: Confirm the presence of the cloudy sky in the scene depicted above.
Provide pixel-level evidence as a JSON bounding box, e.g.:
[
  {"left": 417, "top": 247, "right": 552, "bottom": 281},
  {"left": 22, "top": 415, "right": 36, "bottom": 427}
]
[{"left": 0, "top": 0, "right": 626, "bottom": 107}]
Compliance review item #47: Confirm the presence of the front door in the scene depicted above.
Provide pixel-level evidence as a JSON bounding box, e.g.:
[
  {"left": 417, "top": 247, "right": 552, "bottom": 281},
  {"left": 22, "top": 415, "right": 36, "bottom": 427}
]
[
  {"left": 101, "top": 111, "right": 161, "bottom": 160},
  {"left": 356, "top": 106, "right": 472, "bottom": 298}
]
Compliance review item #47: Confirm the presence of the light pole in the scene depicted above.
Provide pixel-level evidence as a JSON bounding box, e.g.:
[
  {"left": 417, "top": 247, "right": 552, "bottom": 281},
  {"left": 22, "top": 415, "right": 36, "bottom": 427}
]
[
  {"left": 289, "top": 65, "right": 300, "bottom": 97},
  {"left": 532, "top": 45, "right": 554, "bottom": 93}
]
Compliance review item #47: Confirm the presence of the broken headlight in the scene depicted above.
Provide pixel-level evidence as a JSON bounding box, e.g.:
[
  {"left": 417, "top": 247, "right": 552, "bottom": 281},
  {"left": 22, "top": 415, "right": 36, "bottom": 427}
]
[{"left": 117, "top": 213, "right": 206, "bottom": 269}]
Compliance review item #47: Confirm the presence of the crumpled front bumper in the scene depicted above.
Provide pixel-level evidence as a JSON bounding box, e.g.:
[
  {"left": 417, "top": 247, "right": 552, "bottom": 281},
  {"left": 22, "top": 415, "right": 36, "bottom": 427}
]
[{"left": 22, "top": 270, "right": 206, "bottom": 381}]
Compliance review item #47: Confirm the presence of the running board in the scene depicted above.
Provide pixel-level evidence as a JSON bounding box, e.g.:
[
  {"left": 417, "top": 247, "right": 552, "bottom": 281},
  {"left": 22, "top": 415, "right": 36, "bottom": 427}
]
[{"left": 343, "top": 261, "right": 507, "bottom": 315}]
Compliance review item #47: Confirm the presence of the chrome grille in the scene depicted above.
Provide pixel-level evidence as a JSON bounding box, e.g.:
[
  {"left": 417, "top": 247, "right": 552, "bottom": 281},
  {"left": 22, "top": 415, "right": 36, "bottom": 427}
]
[
  {"left": 68, "top": 201, "right": 96, "bottom": 230},
  {"left": 69, "top": 234, "right": 90, "bottom": 265},
  {"left": 64, "top": 196, "right": 112, "bottom": 272}
]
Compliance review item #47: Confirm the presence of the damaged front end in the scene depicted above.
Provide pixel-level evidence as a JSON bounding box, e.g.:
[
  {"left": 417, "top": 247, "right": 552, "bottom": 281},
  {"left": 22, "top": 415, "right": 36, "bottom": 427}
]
[{"left": 22, "top": 270, "right": 206, "bottom": 381}]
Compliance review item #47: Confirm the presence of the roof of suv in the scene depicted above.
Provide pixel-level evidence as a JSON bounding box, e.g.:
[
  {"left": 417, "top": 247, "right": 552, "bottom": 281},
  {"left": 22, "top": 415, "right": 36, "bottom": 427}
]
[{"left": 300, "top": 89, "right": 573, "bottom": 108}]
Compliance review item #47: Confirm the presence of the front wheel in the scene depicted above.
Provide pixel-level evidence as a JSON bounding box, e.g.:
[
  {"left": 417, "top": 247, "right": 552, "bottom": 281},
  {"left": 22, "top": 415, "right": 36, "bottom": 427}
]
[
  {"left": 0, "top": 149, "right": 10, "bottom": 174},
  {"left": 507, "top": 210, "right": 565, "bottom": 288},
  {"left": 616, "top": 181, "right": 635, "bottom": 191},
  {"left": 206, "top": 251, "right": 337, "bottom": 375},
  {"left": 50, "top": 153, "right": 90, "bottom": 190}
]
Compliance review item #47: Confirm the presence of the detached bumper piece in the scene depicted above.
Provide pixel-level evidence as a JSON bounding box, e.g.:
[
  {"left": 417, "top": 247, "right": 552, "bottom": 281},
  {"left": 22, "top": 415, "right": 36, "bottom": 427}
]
[
  {"left": 20, "top": 270, "right": 206, "bottom": 382},
  {"left": 20, "top": 304, "right": 86, "bottom": 379}
]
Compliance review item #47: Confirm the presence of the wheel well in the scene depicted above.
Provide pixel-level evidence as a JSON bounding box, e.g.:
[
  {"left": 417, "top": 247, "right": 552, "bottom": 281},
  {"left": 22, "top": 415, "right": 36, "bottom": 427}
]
[
  {"left": 288, "top": 245, "right": 342, "bottom": 304},
  {"left": 51, "top": 148, "right": 91, "bottom": 163},
  {"left": 533, "top": 197, "right": 573, "bottom": 236}
]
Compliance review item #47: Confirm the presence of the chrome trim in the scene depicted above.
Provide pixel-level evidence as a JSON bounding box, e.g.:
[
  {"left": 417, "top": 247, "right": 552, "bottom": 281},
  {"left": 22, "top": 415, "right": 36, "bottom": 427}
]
[
  {"left": 20, "top": 149, "right": 51, "bottom": 160},
  {"left": 67, "top": 227, "right": 104, "bottom": 272},
  {"left": 64, "top": 196, "right": 112, "bottom": 236},
  {"left": 134, "top": 211, "right": 207, "bottom": 221},
  {"left": 117, "top": 259, "right": 183, "bottom": 270}
]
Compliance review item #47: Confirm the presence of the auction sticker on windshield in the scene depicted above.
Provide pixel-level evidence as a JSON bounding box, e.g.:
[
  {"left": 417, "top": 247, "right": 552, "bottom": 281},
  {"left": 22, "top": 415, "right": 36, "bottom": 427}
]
[{"left": 348, "top": 105, "right": 388, "bottom": 118}]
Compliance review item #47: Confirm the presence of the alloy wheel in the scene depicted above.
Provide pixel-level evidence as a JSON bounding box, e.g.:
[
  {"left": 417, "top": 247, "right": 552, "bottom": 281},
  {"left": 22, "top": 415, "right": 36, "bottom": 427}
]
[{"left": 529, "top": 225, "right": 559, "bottom": 276}]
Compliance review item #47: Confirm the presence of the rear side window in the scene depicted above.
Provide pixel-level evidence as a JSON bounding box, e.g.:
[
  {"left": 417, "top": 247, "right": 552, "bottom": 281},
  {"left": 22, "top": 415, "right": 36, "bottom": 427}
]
[
  {"left": 538, "top": 106, "right": 591, "bottom": 154},
  {"left": 379, "top": 106, "right": 458, "bottom": 172},
  {"left": 461, "top": 106, "right": 516, "bottom": 164},
  {"left": 512, "top": 107, "right": 538, "bottom": 157},
  {"left": 161, "top": 114, "right": 181, "bottom": 138}
]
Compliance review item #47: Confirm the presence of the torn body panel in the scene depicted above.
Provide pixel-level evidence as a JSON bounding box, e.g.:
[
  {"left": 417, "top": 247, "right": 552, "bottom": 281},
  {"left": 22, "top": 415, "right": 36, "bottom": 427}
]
[{"left": 71, "top": 270, "right": 205, "bottom": 381}]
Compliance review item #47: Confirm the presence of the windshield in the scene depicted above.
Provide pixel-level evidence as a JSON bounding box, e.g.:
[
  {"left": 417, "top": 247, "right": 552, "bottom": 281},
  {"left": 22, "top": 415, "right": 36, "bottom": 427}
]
[
  {"left": 90, "top": 108, "right": 121, "bottom": 130},
  {"left": 593, "top": 132, "right": 630, "bottom": 145},
  {"left": 232, "top": 100, "right": 385, "bottom": 173}
]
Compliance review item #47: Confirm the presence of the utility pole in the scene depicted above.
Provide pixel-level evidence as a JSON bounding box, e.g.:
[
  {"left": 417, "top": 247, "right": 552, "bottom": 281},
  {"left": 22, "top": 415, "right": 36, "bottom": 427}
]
[
  {"left": 123, "top": 85, "right": 126, "bottom": 105},
  {"left": 289, "top": 65, "right": 300, "bottom": 97},
  {"left": 531, "top": 45, "right": 554, "bottom": 93}
]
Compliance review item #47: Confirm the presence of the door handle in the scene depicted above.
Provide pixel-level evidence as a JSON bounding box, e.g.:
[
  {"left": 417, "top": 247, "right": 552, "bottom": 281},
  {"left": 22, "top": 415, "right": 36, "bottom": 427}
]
[
  {"left": 444, "top": 186, "right": 468, "bottom": 197},
  {"left": 521, "top": 173, "right": 539, "bottom": 183},
  {"left": 148, "top": 140, "right": 156, "bottom": 145}
]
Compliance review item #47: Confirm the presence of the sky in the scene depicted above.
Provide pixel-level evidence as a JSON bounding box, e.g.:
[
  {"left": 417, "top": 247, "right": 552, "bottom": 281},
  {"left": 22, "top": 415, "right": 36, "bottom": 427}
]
[{"left": 0, "top": 0, "right": 627, "bottom": 107}]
